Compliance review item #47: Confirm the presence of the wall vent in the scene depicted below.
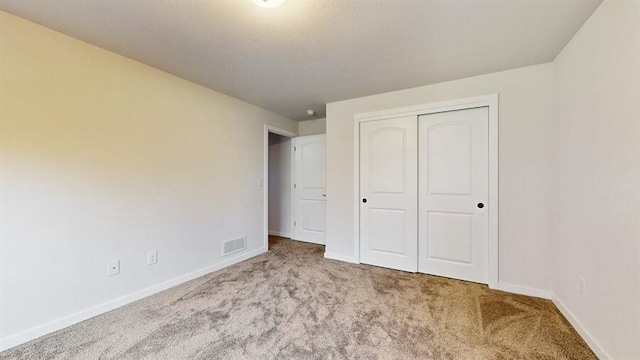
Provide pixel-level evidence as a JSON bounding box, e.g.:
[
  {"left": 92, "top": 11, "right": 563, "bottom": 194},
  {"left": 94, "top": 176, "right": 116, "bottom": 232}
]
[{"left": 223, "top": 236, "right": 246, "bottom": 256}]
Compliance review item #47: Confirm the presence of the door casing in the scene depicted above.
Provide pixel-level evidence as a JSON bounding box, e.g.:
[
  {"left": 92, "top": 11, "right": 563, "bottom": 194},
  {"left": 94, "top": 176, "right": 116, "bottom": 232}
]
[{"left": 352, "top": 94, "right": 499, "bottom": 289}]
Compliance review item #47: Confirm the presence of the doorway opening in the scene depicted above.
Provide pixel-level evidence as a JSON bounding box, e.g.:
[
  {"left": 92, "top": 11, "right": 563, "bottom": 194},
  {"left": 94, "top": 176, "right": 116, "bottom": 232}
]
[
  {"left": 268, "top": 132, "right": 292, "bottom": 248},
  {"left": 263, "top": 125, "right": 295, "bottom": 250}
]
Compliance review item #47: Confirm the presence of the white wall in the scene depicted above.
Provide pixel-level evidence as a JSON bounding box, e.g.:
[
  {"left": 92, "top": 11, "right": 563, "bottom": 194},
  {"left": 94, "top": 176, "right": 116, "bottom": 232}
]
[
  {"left": 298, "top": 118, "right": 326, "bottom": 136},
  {"left": 326, "top": 63, "right": 555, "bottom": 293},
  {"left": 551, "top": 1, "right": 640, "bottom": 358},
  {"left": 0, "top": 11, "right": 297, "bottom": 349},
  {"left": 268, "top": 133, "right": 292, "bottom": 237}
]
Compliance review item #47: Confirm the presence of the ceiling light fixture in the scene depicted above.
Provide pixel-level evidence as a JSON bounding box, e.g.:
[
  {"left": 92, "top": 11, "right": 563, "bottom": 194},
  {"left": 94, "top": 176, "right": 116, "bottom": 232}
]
[
  {"left": 252, "top": 0, "right": 285, "bottom": 8},
  {"left": 306, "top": 110, "right": 316, "bottom": 117}
]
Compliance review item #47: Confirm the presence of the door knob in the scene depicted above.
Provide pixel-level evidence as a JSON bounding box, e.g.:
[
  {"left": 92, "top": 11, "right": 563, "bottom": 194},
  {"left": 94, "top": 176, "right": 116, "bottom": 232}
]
[
  {"left": 362, "top": 198, "right": 367, "bottom": 203},
  {"left": 477, "top": 203, "right": 484, "bottom": 209}
]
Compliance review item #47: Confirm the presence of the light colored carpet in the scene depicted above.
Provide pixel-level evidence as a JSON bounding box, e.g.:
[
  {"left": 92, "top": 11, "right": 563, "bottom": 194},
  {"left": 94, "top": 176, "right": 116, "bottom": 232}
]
[{"left": 1, "top": 237, "right": 595, "bottom": 359}]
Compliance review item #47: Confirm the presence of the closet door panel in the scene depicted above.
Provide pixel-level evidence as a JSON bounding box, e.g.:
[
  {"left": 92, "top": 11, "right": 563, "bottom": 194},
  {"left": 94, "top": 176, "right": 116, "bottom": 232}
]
[
  {"left": 360, "top": 116, "right": 418, "bottom": 272},
  {"left": 418, "top": 107, "right": 489, "bottom": 284}
]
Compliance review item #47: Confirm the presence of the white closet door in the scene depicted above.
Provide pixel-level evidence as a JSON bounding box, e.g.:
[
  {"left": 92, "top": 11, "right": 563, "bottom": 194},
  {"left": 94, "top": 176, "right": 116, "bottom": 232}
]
[
  {"left": 292, "top": 134, "right": 326, "bottom": 244},
  {"left": 418, "top": 107, "right": 489, "bottom": 283},
  {"left": 360, "top": 116, "right": 418, "bottom": 272}
]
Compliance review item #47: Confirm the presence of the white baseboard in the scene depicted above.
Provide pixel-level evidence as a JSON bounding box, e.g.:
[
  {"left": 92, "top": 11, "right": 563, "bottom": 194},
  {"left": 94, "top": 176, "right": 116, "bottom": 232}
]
[
  {"left": 268, "top": 230, "right": 291, "bottom": 238},
  {"left": 324, "top": 252, "right": 359, "bottom": 264},
  {"left": 0, "top": 247, "right": 267, "bottom": 352},
  {"left": 552, "top": 294, "right": 609, "bottom": 360},
  {"left": 496, "top": 282, "right": 551, "bottom": 299}
]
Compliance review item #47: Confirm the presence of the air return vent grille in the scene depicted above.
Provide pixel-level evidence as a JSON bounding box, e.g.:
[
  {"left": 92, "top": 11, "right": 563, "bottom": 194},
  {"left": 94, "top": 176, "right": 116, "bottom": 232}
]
[{"left": 223, "top": 236, "right": 246, "bottom": 256}]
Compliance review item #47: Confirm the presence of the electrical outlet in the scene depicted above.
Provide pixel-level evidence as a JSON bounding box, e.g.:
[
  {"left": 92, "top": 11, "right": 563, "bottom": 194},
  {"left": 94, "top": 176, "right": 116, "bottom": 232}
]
[
  {"left": 107, "top": 260, "right": 120, "bottom": 276},
  {"left": 578, "top": 277, "right": 586, "bottom": 297},
  {"left": 148, "top": 251, "right": 158, "bottom": 265}
]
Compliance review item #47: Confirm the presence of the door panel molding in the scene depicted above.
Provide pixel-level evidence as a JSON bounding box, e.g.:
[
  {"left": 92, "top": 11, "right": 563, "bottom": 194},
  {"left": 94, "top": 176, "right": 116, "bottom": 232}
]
[{"left": 352, "top": 94, "right": 499, "bottom": 289}]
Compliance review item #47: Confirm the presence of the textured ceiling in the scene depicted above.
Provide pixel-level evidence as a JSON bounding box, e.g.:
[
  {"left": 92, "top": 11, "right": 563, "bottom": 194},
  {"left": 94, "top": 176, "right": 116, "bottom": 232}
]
[{"left": 0, "top": 0, "right": 601, "bottom": 120}]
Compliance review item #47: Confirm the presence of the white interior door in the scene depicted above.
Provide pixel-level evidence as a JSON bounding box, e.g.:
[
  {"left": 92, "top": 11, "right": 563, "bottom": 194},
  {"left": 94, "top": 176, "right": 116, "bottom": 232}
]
[
  {"left": 292, "top": 134, "right": 326, "bottom": 244},
  {"left": 360, "top": 116, "right": 418, "bottom": 272},
  {"left": 418, "top": 107, "right": 489, "bottom": 283}
]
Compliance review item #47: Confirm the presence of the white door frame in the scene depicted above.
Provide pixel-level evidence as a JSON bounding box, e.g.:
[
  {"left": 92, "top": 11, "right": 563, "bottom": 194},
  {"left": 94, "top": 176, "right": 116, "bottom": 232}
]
[
  {"left": 263, "top": 124, "right": 297, "bottom": 250},
  {"left": 353, "top": 94, "right": 499, "bottom": 289}
]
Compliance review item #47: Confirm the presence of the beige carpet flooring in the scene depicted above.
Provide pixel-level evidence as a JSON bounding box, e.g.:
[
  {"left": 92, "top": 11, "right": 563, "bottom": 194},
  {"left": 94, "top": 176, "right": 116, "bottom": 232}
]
[{"left": 1, "top": 237, "right": 595, "bottom": 359}]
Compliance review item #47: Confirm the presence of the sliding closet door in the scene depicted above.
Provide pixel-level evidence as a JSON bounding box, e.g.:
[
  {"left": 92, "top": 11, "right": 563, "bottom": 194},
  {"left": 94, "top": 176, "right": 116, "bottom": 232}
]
[
  {"left": 418, "top": 107, "right": 489, "bottom": 283},
  {"left": 360, "top": 116, "right": 418, "bottom": 272}
]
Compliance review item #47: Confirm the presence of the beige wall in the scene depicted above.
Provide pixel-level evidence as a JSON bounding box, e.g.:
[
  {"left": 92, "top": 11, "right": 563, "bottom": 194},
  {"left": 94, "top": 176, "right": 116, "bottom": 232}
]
[
  {"left": 551, "top": 1, "right": 640, "bottom": 358},
  {"left": 326, "top": 63, "right": 555, "bottom": 292},
  {"left": 298, "top": 118, "right": 326, "bottom": 136},
  {"left": 0, "top": 11, "right": 296, "bottom": 347}
]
